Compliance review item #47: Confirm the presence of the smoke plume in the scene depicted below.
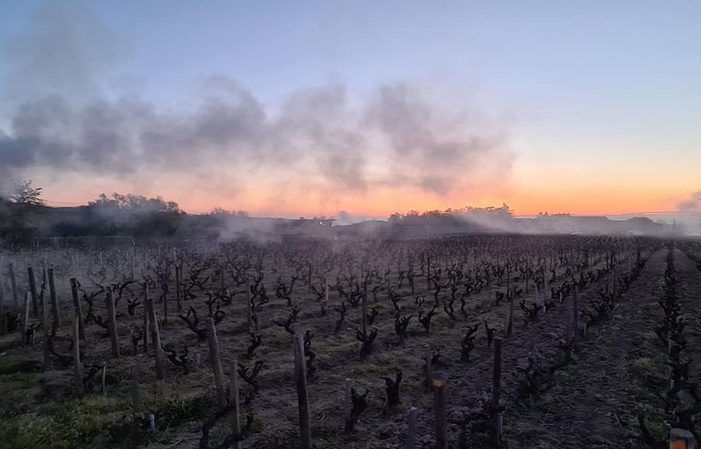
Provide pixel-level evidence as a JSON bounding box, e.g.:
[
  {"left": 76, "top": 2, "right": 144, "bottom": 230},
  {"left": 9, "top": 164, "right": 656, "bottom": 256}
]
[
  {"left": 678, "top": 191, "right": 701, "bottom": 211},
  {"left": 0, "top": 1, "right": 513, "bottom": 207}
]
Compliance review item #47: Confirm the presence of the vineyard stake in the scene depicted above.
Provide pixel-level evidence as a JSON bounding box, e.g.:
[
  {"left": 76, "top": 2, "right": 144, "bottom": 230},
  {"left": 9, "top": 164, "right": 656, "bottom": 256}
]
[
  {"left": 246, "top": 277, "right": 253, "bottom": 331},
  {"left": 107, "top": 287, "right": 120, "bottom": 358},
  {"left": 48, "top": 268, "right": 60, "bottom": 330},
  {"left": 344, "top": 378, "right": 353, "bottom": 433},
  {"left": 406, "top": 407, "right": 418, "bottom": 449},
  {"left": 101, "top": 363, "right": 107, "bottom": 395},
  {"left": 293, "top": 333, "right": 312, "bottom": 448},
  {"left": 9, "top": 262, "right": 19, "bottom": 308},
  {"left": 207, "top": 318, "right": 226, "bottom": 408},
  {"left": 573, "top": 287, "right": 579, "bottom": 346},
  {"left": 21, "top": 290, "right": 30, "bottom": 346},
  {"left": 425, "top": 346, "right": 433, "bottom": 390},
  {"left": 491, "top": 338, "right": 503, "bottom": 447},
  {"left": 145, "top": 295, "right": 165, "bottom": 379},
  {"left": 131, "top": 364, "right": 140, "bottom": 435},
  {"left": 362, "top": 282, "right": 368, "bottom": 337},
  {"left": 229, "top": 359, "right": 241, "bottom": 449},
  {"left": 434, "top": 380, "right": 448, "bottom": 449},
  {"left": 143, "top": 283, "right": 150, "bottom": 353},
  {"left": 28, "top": 266, "right": 39, "bottom": 317},
  {"left": 42, "top": 284, "right": 51, "bottom": 371},
  {"left": 175, "top": 265, "right": 182, "bottom": 312},
  {"left": 70, "top": 278, "right": 85, "bottom": 339},
  {"left": 73, "top": 312, "right": 83, "bottom": 394},
  {"left": 0, "top": 269, "right": 4, "bottom": 317}
]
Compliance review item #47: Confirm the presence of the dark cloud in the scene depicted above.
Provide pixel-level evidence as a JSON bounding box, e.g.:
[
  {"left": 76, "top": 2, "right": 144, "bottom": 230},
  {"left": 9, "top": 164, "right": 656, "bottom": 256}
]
[
  {"left": 0, "top": 1, "right": 512, "bottom": 200},
  {"left": 363, "top": 83, "right": 509, "bottom": 194}
]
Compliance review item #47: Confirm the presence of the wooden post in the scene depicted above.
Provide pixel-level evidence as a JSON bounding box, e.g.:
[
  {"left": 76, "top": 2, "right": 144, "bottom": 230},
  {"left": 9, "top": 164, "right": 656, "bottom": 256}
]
[
  {"left": 143, "top": 283, "right": 150, "bottom": 353},
  {"left": 70, "top": 278, "right": 85, "bottom": 340},
  {"left": 344, "top": 378, "right": 353, "bottom": 433},
  {"left": 307, "top": 262, "right": 312, "bottom": 294},
  {"left": 42, "top": 284, "right": 51, "bottom": 371},
  {"left": 229, "top": 360, "right": 241, "bottom": 449},
  {"left": 542, "top": 266, "right": 548, "bottom": 303},
  {"left": 21, "top": 290, "right": 30, "bottom": 346},
  {"left": 362, "top": 282, "right": 368, "bottom": 337},
  {"left": 132, "top": 365, "right": 140, "bottom": 411},
  {"left": 47, "top": 269, "right": 60, "bottom": 330},
  {"left": 28, "top": 266, "right": 39, "bottom": 317},
  {"left": 175, "top": 265, "right": 182, "bottom": 312},
  {"left": 491, "top": 338, "right": 503, "bottom": 447},
  {"left": 525, "top": 258, "right": 530, "bottom": 294},
  {"left": 145, "top": 296, "right": 165, "bottom": 379},
  {"left": 73, "top": 312, "right": 84, "bottom": 394},
  {"left": 246, "top": 277, "right": 254, "bottom": 331},
  {"left": 9, "top": 262, "right": 19, "bottom": 308},
  {"left": 424, "top": 346, "right": 433, "bottom": 390},
  {"left": 506, "top": 264, "right": 511, "bottom": 299},
  {"left": 322, "top": 277, "right": 329, "bottom": 315},
  {"left": 566, "top": 293, "right": 574, "bottom": 343},
  {"left": 434, "top": 380, "right": 448, "bottom": 449},
  {"left": 162, "top": 284, "right": 168, "bottom": 323},
  {"left": 426, "top": 257, "right": 431, "bottom": 288},
  {"left": 506, "top": 295, "right": 514, "bottom": 338},
  {"left": 106, "top": 287, "right": 120, "bottom": 358},
  {"left": 131, "top": 364, "right": 140, "bottom": 434},
  {"left": 0, "top": 270, "right": 4, "bottom": 317},
  {"left": 612, "top": 266, "right": 617, "bottom": 303},
  {"left": 573, "top": 287, "right": 579, "bottom": 346},
  {"left": 406, "top": 407, "right": 418, "bottom": 449},
  {"left": 293, "top": 333, "right": 312, "bottom": 449},
  {"left": 670, "top": 428, "right": 695, "bottom": 449},
  {"left": 207, "top": 318, "right": 226, "bottom": 408},
  {"left": 101, "top": 363, "right": 107, "bottom": 395}
]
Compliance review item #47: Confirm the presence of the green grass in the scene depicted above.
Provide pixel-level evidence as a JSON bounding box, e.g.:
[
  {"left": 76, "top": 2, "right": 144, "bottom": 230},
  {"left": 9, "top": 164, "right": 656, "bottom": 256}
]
[
  {"left": 0, "top": 378, "right": 216, "bottom": 449},
  {"left": 0, "top": 358, "right": 42, "bottom": 376}
]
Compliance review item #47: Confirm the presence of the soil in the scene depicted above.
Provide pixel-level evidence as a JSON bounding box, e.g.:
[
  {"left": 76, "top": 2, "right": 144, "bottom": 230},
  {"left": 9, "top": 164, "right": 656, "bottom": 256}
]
[{"left": 0, "top": 238, "right": 698, "bottom": 449}]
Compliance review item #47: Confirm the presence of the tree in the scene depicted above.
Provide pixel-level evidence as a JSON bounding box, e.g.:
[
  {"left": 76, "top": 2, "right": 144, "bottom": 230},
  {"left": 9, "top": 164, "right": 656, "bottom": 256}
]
[
  {"left": 9, "top": 180, "right": 45, "bottom": 206},
  {"left": 0, "top": 180, "right": 46, "bottom": 246},
  {"left": 83, "top": 193, "right": 186, "bottom": 237},
  {"left": 209, "top": 207, "right": 249, "bottom": 217}
]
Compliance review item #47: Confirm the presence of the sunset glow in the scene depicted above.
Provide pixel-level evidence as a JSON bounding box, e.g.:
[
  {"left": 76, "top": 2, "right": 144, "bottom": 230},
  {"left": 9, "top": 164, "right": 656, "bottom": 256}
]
[{"left": 1, "top": 1, "right": 699, "bottom": 219}]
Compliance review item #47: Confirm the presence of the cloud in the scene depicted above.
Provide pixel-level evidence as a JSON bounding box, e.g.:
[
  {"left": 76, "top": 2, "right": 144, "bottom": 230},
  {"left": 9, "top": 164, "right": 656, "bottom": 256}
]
[
  {"left": 0, "top": 1, "right": 513, "bottom": 205},
  {"left": 678, "top": 191, "right": 701, "bottom": 211}
]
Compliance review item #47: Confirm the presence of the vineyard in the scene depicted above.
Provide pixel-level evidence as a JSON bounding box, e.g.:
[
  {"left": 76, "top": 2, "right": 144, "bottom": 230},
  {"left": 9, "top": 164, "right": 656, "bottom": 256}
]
[{"left": 1, "top": 234, "right": 700, "bottom": 448}]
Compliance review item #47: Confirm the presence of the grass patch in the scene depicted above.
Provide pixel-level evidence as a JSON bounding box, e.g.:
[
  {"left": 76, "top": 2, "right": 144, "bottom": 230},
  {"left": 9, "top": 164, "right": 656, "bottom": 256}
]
[
  {"left": 631, "top": 358, "right": 666, "bottom": 388},
  {"left": 638, "top": 405, "right": 668, "bottom": 442},
  {"left": 0, "top": 358, "right": 42, "bottom": 375},
  {"left": 642, "top": 331, "right": 661, "bottom": 346},
  {"left": 142, "top": 394, "right": 215, "bottom": 430},
  {"left": 0, "top": 370, "right": 38, "bottom": 404},
  {"left": 0, "top": 386, "right": 214, "bottom": 449},
  {"left": 0, "top": 395, "right": 129, "bottom": 449}
]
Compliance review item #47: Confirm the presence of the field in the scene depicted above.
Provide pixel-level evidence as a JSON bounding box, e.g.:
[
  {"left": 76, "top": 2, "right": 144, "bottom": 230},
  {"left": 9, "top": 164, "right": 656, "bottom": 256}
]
[{"left": 1, "top": 234, "right": 700, "bottom": 449}]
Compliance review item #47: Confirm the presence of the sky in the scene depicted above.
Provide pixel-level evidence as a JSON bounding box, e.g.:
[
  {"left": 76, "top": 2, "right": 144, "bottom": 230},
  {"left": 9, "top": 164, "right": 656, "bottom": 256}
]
[{"left": 0, "top": 0, "right": 700, "bottom": 218}]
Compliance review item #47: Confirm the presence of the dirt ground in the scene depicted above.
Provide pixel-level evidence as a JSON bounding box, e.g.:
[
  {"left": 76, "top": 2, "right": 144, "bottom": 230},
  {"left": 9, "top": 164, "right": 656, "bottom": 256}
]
[{"left": 1, "top": 240, "right": 696, "bottom": 448}]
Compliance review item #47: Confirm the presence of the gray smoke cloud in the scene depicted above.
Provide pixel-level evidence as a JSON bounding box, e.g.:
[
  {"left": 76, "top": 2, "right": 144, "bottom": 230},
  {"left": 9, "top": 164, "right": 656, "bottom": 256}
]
[
  {"left": 678, "top": 191, "right": 701, "bottom": 211},
  {"left": 0, "top": 1, "right": 512, "bottom": 202}
]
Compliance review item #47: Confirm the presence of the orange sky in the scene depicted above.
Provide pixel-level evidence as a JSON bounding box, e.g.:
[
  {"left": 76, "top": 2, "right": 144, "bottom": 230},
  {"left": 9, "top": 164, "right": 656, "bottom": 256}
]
[{"left": 43, "top": 168, "right": 695, "bottom": 218}]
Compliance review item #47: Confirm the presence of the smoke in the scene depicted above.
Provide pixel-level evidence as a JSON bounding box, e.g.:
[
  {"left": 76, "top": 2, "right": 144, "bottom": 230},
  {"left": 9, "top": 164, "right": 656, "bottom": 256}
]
[
  {"left": 0, "top": 1, "right": 513, "bottom": 205},
  {"left": 1, "top": 0, "right": 130, "bottom": 105},
  {"left": 678, "top": 191, "right": 701, "bottom": 211}
]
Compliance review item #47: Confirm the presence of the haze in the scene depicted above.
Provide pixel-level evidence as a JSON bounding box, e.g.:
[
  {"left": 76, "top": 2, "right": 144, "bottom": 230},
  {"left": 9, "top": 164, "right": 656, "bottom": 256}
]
[{"left": 1, "top": 0, "right": 700, "bottom": 219}]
